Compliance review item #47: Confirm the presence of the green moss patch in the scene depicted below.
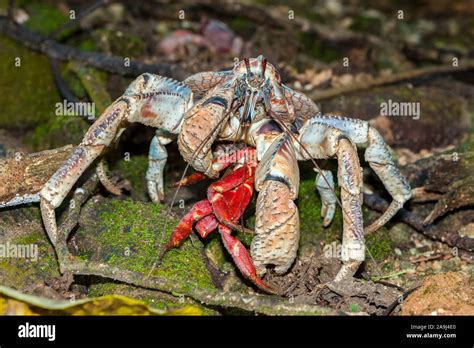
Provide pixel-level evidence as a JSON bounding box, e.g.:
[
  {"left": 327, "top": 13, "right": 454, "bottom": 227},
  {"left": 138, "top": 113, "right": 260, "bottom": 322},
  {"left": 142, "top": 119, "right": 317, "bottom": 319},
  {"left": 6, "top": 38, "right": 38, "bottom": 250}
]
[
  {"left": 75, "top": 198, "right": 217, "bottom": 295},
  {"left": 0, "top": 36, "right": 61, "bottom": 131}
]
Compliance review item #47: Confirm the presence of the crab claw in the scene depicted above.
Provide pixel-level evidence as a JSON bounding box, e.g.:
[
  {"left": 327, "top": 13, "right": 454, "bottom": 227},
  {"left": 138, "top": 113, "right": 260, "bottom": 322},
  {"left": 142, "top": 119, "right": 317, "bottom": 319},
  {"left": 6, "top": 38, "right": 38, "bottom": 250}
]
[
  {"left": 172, "top": 172, "right": 208, "bottom": 187},
  {"left": 218, "top": 225, "right": 277, "bottom": 294},
  {"left": 159, "top": 199, "right": 213, "bottom": 260}
]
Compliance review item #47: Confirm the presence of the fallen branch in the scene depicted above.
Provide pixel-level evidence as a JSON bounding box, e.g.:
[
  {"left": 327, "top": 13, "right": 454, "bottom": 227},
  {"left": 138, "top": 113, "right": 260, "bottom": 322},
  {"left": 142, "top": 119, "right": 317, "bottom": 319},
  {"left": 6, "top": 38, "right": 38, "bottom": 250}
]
[
  {"left": 363, "top": 193, "right": 474, "bottom": 262},
  {"left": 61, "top": 259, "right": 334, "bottom": 315},
  {"left": 311, "top": 60, "right": 474, "bottom": 101},
  {"left": 0, "top": 16, "right": 186, "bottom": 80}
]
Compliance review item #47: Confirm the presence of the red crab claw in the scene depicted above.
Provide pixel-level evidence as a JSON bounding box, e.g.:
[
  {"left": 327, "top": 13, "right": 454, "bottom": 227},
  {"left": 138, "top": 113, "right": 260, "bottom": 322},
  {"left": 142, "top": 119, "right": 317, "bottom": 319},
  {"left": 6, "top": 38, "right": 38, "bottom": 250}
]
[
  {"left": 218, "top": 225, "right": 277, "bottom": 294},
  {"left": 159, "top": 199, "right": 213, "bottom": 260},
  {"left": 195, "top": 214, "right": 219, "bottom": 238},
  {"left": 207, "top": 164, "right": 255, "bottom": 232},
  {"left": 172, "top": 172, "right": 208, "bottom": 187}
]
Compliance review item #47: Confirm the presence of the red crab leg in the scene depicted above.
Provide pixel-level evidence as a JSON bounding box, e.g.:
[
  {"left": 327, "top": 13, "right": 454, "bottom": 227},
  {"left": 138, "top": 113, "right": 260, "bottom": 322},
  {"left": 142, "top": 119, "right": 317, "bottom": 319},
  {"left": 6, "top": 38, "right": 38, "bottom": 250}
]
[
  {"left": 195, "top": 214, "right": 219, "bottom": 238},
  {"left": 172, "top": 172, "right": 208, "bottom": 187},
  {"left": 173, "top": 147, "right": 256, "bottom": 187},
  {"left": 218, "top": 224, "right": 276, "bottom": 294},
  {"left": 209, "top": 164, "right": 255, "bottom": 194},
  {"left": 195, "top": 175, "right": 254, "bottom": 238},
  {"left": 162, "top": 199, "right": 212, "bottom": 253},
  {"left": 226, "top": 178, "right": 254, "bottom": 221}
]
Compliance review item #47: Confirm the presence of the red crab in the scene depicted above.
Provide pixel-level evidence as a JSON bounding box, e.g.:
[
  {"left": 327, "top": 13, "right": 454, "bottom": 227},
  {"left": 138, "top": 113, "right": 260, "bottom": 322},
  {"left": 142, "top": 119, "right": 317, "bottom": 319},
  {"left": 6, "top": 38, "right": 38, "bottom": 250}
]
[{"left": 160, "top": 146, "right": 274, "bottom": 293}]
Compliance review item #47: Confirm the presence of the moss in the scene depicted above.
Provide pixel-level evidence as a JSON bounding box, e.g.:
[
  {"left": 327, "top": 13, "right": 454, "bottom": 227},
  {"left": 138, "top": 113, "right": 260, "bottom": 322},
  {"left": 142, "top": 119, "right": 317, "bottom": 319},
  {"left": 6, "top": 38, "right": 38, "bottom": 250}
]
[
  {"left": 227, "top": 17, "right": 256, "bottom": 39},
  {"left": 297, "top": 168, "right": 343, "bottom": 246},
  {"left": 23, "top": 2, "right": 68, "bottom": 36},
  {"left": 113, "top": 155, "right": 149, "bottom": 200},
  {"left": 0, "top": 0, "right": 7, "bottom": 13},
  {"left": 204, "top": 238, "right": 228, "bottom": 270},
  {"left": 0, "top": 36, "right": 62, "bottom": 130},
  {"left": 22, "top": 60, "right": 112, "bottom": 151},
  {"left": 67, "top": 62, "right": 112, "bottom": 114},
  {"left": 0, "top": 227, "right": 60, "bottom": 292},
  {"left": 75, "top": 199, "right": 217, "bottom": 295},
  {"left": 458, "top": 110, "right": 474, "bottom": 153},
  {"left": 60, "top": 64, "right": 88, "bottom": 100},
  {"left": 365, "top": 227, "right": 392, "bottom": 262},
  {"left": 24, "top": 116, "right": 90, "bottom": 151}
]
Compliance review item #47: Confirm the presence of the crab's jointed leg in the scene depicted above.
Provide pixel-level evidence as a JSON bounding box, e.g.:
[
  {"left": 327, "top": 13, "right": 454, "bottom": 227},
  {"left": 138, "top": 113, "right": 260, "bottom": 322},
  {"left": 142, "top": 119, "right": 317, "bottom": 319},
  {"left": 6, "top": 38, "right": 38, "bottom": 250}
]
[
  {"left": 162, "top": 155, "right": 274, "bottom": 293},
  {"left": 251, "top": 122, "right": 301, "bottom": 276},
  {"left": 315, "top": 169, "right": 336, "bottom": 227},
  {"left": 40, "top": 73, "right": 194, "bottom": 245},
  {"left": 96, "top": 159, "right": 123, "bottom": 196},
  {"left": 177, "top": 77, "right": 237, "bottom": 178},
  {"left": 297, "top": 122, "right": 365, "bottom": 281},
  {"left": 218, "top": 224, "right": 276, "bottom": 293},
  {"left": 311, "top": 115, "right": 412, "bottom": 234},
  {"left": 163, "top": 199, "right": 213, "bottom": 251},
  {"left": 147, "top": 132, "right": 174, "bottom": 203}
]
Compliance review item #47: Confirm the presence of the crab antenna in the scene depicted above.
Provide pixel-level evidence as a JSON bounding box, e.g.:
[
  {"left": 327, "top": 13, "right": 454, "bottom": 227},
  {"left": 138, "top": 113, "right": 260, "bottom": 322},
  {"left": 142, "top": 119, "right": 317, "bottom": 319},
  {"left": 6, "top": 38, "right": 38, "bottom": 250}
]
[{"left": 243, "top": 57, "right": 251, "bottom": 75}]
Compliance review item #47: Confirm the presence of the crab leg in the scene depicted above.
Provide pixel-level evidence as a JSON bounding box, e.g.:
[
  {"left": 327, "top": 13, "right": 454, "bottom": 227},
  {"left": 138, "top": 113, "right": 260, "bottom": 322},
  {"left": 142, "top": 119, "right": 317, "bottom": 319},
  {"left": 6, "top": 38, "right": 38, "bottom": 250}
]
[
  {"left": 165, "top": 162, "right": 255, "bottom": 253},
  {"left": 40, "top": 99, "right": 130, "bottom": 245},
  {"left": 309, "top": 115, "right": 412, "bottom": 234},
  {"left": 218, "top": 224, "right": 276, "bottom": 293},
  {"left": 147, "top": 132, "right": 174, "bottom": 203},
  {"left": 163, "top": 199, "right": 213, "bottom": 252},
  {"left": 40, "top": 73, "right": 194, "bottom": 245},
  {"left": 195, "top": 215, "right": 219, "bottom": 238},
  {"left": 208, "top": 164, "right": 256, "bottom": 232},
  {"left": 251, "top": 126, "right": 301, "bottom": 276},
  {"left": 172, "top": 146, "right": 256, "bottom": 188},
  {"left": 178, "top": 76, "right": 237, "bottom": 178},
  {"left": 296, "top": 121, "right": 365, "bottom": 281},
  {"left": 315, "top": 169, "right": 336, "bottom": 226}
]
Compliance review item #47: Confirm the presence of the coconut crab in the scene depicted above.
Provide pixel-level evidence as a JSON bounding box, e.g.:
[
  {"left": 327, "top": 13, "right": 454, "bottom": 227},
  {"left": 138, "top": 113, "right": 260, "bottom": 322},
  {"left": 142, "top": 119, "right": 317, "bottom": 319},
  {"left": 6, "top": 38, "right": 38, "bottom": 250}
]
[{"left": 30, "top": 56, "right": 410, "bottom": 292}]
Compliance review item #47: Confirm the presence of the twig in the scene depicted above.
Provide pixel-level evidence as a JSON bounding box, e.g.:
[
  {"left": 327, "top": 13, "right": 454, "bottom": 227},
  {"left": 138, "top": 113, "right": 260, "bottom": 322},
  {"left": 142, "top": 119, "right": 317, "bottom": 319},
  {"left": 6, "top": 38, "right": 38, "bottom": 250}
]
[
  {"left": 363, "top": 193, "right": 474, "bottom": 261},
  {"left": 311, "top": 60, "right": 474, "bottom": 101},
  {"left": 49, "top": 58, "right": 96, "bottom": 124},
  {"left": 0, "top": 16, "right": 186, "bottom": 80},
  {"left": 411, "top": 254, "right": 443, "bottom": 264}
]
